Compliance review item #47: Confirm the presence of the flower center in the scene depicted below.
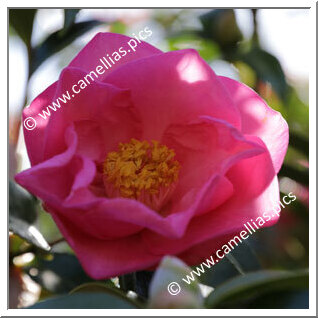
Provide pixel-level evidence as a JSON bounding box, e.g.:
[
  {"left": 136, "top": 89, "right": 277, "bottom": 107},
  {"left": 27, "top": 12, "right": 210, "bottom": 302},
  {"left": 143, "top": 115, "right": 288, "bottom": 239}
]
[{"left": 103, "top": 138, "right": 180, "bottom": 211}]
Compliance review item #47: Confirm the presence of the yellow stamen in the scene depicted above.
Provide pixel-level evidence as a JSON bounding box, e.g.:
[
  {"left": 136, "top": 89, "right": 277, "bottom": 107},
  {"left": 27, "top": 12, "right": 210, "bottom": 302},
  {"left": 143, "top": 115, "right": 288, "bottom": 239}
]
[{"left": 103, "top": 139, "right": 180, "bottom": 210}]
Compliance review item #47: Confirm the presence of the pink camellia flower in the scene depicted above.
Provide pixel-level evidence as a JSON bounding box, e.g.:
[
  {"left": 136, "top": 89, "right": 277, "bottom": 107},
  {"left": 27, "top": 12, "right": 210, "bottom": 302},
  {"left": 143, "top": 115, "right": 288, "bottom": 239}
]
[{"left": 15, "top": 33, "right": 288, "bottom": 279}]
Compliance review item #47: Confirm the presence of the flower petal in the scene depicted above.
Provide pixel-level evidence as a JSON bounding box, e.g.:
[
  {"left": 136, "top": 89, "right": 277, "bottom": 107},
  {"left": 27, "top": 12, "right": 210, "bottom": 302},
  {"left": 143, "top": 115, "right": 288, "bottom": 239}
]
[
  {"left": 105, "top": 49, "right": 241, "bottom": 141},
  {"left": 219, "top": 76, "right": 289, "bottom": 173},
  {"left": 69, "top": 32, "right": 162, "bottom": 80},
  {"left": 38, "top": 67, "right": 141, "bottom": 162},
  {"left": 22, "top": 82, "right": 58, "bottom": 165},
  {"left": 141, "top": 137, "right": 279, "bottom": 256},
  {"left": 49, "top": 206, "right": 160, "bottom": 279}
]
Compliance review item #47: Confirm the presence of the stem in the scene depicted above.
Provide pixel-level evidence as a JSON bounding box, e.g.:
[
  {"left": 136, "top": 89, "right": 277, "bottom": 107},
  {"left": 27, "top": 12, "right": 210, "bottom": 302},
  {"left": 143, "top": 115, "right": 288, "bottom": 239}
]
[{"left": 49, "top": 237, "right": 65, "bottom": 247}]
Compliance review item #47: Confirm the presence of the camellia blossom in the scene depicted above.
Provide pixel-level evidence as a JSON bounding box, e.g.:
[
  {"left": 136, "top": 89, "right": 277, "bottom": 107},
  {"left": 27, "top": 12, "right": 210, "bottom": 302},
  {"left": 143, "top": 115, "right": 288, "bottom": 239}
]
[{"left": 15, "top": 33, "right": 289, "bottom": 279}]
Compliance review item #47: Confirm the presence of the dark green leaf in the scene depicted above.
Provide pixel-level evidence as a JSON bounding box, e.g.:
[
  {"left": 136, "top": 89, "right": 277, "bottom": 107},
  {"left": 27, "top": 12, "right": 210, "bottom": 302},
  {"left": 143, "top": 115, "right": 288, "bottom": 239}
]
[
  {"left": 30, "top": 20, "right": 102, "bottom": 75},
  {"left": 286, "top": 87, "right": 309, "bottom": 137},
  {"left": 27, "top": 292, "right": 140, "bottom": 309},
  {"left": 289, "top": 133, "right": 309, "bottom": 158},
  {"left": 205, "top": 269, "right": 308, "bottom": 309},
  {"left": 9, "top": 181, "right": 48, "bottom": 249},
  {"left": 199, "top": 241, "right": 261, "bottom": 287},
  {"left": 9, "top": 181, "right": 37, "bottom": 224},
  {"left": 70, "top": 282, "right": 117, "bottom": 294},
  {"left": 70, "top": 282, "right": 142, "bottom": 308},
  {"left": 62, "top": 9, "right": 80, "bottom": 35},
  {"left": 279, "top": 164, "right": 309, "bottom": 186},
  {"left": 26, "top": 253, "right": 93, "bottom": 293},
  {"left": 9, "top": 9, "right": 36, "bottom": 47},
  {"left": 240, "top": 47, "right": 289, "bottom": 102},
  {"left": 199, "top": 9, "right": 242, "bottom": 50},
  {"left": 247, "top": 290, "right": 309, "bottom": 309},
  {"left": 9, "top": 216, "right": 50, "bottom": 251}
]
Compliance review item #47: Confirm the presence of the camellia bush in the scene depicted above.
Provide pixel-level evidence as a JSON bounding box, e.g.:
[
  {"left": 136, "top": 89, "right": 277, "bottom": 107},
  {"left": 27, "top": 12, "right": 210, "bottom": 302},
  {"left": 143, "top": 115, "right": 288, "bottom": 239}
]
[{"left": 9, "top": 8, "right": 309, "bottom": 310}]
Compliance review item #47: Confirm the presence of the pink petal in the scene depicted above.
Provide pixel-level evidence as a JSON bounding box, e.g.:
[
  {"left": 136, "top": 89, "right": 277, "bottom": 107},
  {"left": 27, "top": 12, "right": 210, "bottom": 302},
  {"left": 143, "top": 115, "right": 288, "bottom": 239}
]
[
  {"left": 105, "top": 49, "right": 241, "bottom": 141},
  {"left": 15, "top": 126, "right": 90, "bottom": 204},
  {"left": 58, "top": 118, "right": 266, "bottom": 239},
  {"left": 49, "top": 206, "right": 160, "bottom": 279},
  {"left": 69, "top": 32, "right": 162, "bottom": 80},
  {"left": 219, "top": 76, "right": 289, "bottom": 173},
  {"left": 22, "top": 82, "right": 58, "bottom": 165},
  {"left": 141, "top": 138, "right": 279, "bottom": 256},
  {"left": 40, "top": 67, "right": 141, "bottom": 162}
]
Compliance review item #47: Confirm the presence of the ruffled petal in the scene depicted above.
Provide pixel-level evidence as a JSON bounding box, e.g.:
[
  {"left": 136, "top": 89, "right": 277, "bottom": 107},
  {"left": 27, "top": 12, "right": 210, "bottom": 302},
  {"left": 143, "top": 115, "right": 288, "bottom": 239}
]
[
  {"left": 49, "top": 207, "right": 160, "bottom": 279},
  {"left": 219, "top": 76, "right": 289, "bottom": 172},
  {"left": 59, "top": 118, "right": 266, "bottom": 239},
  {"left": 105, "top": 49, "right": 241, "bottom": 141},
  {"left": 141, "top": 138, "right": 279, "bottom": 256},
  {"left": 37, "top": 67, "right": 141, "bottom": 162}
]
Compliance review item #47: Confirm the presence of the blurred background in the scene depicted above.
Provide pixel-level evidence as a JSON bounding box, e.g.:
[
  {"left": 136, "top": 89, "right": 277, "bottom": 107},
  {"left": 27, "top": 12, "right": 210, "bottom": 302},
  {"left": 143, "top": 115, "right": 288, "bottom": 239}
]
[{"left": 9, "top": 9, "right": 309, "bottom": 309}]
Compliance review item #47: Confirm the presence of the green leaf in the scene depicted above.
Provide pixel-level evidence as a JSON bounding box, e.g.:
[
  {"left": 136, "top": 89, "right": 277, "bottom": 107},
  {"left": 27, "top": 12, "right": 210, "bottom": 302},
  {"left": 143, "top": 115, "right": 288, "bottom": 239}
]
[
  {"left": 9, "top": 181, "right": 37, "bottom": 224},
  {"left": 37, "top": 204, "right": 62, "bottom": 244},
  {"left": 69, "top": 282, "right": 140, "bottom": 308},
  {"left": 9, "top": 181, "right": 49, "bottom": 250},
  {"left": 247, "top": 290, "right": 309, "bottom": 309},
  {"left": 9, "top": 9, "right": 36, "bottom": 47},
  {"left": 9, "top": 216, "right": 50, "bottom": 251},
  {"left": 199, "top": 241, "right": 261, "bottom": 287},
  {"left": 69, "top": 282, "right": 118, "bottom": 294},
  {"left": 289, "top": 133, "right": 309, "bottom": 158},
  {"left": 205, "top": 269, "right": 308, "bottom": 309},
  {"left": 240, "top": 47, "right": 289, "bottom": 102},
  {"left": 62, "top": 9, "right": 80, "bottom": 34},
  {"left": 30, "top": 20, "right": 102, "bottom": 75},
  {"left": 26, "top": 292, "right": 140, "bottom": 309},
  {"left": 279, "top": 163, "right": 309, "bottom": 186},
  {"left": 199, "top": 9, "right": 242, "bottom": 50},
  {"left": 285, "top": 87, "right": 309, "bottom": 137},
  {"left": 26, "top": 253, "right": 93, "bottom": 293}
]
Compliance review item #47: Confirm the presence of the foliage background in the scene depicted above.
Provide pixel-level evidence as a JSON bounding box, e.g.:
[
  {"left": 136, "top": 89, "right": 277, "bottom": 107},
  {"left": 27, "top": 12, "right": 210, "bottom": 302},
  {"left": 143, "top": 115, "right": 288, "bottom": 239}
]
[{"left": 9, "top": 8, "right": 309, "bottom": 309}]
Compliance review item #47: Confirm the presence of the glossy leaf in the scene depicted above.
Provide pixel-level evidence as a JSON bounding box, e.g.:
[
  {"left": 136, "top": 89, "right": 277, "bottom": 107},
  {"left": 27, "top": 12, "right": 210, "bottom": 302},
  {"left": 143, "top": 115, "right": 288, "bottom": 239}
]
[
  {"left": 9, "top": 215, "right": 50, "bottom": 251},
  {"left": 9, "top": 181, "right": 49, "bottom": 249},
  {"left": 27, "top": 292, "right": 139, "bottom": 309},
  {"left": 199, "top": 241, "right": 261, "bottom": 287},
  {"left": 69, "top": 282, "right": 118, "bottom": 294},
  {"left": 9, "top": 181, "right": 37, "bottom": 224},
  {"left": 205, "top": 270, "right": 308, "bottom": 308}
]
